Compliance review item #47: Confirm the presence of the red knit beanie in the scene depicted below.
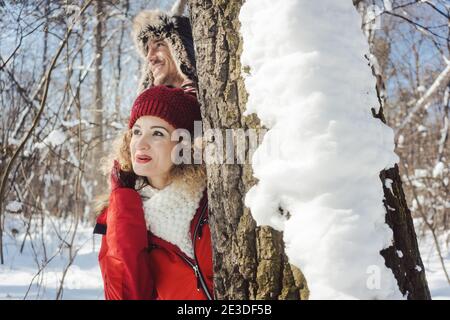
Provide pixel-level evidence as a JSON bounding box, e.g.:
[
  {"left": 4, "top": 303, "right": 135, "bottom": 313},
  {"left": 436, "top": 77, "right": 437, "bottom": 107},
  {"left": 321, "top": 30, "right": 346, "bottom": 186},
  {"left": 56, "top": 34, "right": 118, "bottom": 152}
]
[{"left": 128, "top": 85, "right": 201, "bottom": 134}]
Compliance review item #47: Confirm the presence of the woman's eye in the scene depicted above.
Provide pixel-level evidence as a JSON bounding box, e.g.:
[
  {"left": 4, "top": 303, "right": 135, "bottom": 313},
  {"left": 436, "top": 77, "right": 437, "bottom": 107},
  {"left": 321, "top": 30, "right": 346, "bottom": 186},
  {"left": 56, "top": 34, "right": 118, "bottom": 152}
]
[
  {"left": 132, "top": 129, "right": 141, "bottom": 136},
  {"left": 156, "top": 42, "right": 164, "bottom": 48},
  {"left": 153, "top": 130, "right": 164, "bottom": 137}
]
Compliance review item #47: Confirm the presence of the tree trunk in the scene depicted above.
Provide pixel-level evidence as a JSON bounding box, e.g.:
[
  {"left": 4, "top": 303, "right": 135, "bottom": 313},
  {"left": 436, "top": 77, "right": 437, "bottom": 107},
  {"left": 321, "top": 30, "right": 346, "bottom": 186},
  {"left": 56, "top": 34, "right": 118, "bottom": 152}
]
[
  {"left": 91, "top": 0, "right": 105, "bottom": 193},
  {"left": 379, "top": 165, "right": 431, "bottom": 299},
  {"left": 353, "top": 0, "right": 431, "bottom": 300},
  {"left": 190, "top": 0, "right": 431, "bottom": 300},
  {"left": 188, "top": 0, "right": 308, "bottom": 300},
  {"left": 93, "top": 0, "right": 104, "bottom": 154},
  {"left": 114, "top": 0, "right": 129, "bottom": 120}
]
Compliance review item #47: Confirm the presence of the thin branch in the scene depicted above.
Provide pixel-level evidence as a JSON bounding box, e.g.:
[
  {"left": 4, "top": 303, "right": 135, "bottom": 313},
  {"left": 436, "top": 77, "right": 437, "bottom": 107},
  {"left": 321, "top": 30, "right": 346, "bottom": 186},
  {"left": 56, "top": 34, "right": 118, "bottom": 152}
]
[
  {"left": 397, "top": 60, "right": 450, "bottom": 134},
  {"left": 0, "top": 0, "right": 94, "bottom": 265},
  {"left": 423, "top": 0, "right": 450, "bottom": 19},
  {"left": 384, "top": 11, "right": 448, "bottom": 41}
]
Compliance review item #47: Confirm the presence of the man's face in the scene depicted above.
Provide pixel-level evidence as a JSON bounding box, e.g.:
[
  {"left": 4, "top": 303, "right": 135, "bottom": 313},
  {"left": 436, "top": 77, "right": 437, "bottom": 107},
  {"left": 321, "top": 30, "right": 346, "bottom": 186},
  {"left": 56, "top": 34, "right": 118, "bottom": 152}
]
[{"left": 146, "top": 39, "right": 185, "bottom": 87}]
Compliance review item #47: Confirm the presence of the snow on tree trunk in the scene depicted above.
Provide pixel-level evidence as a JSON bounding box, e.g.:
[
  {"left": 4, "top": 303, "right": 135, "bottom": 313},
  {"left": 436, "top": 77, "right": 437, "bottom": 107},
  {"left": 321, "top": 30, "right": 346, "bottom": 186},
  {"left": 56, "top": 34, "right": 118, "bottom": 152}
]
[
  {"left": 189, "top": 0, "right": 308, "bottom": 299},
  {"left": 353, "top": 0, "right": 431, "bottom": 300},
  {"left": 239, "top": 0, "right": 430, "bottom": 299}
]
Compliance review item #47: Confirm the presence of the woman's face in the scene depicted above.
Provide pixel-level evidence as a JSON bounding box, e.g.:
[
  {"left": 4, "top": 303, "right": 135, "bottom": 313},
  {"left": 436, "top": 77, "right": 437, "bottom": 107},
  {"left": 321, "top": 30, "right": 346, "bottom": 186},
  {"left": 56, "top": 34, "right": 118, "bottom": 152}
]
[{"left": 130, "top": 116, "right": 177, "bottom": 186}]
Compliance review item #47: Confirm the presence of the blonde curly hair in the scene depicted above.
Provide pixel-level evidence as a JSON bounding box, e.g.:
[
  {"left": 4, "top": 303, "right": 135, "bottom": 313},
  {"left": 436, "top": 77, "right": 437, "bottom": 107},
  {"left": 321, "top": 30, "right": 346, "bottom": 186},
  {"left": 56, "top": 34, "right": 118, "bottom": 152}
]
[{"left": 94, "top": 129, "right": 206, "bottom": 215}]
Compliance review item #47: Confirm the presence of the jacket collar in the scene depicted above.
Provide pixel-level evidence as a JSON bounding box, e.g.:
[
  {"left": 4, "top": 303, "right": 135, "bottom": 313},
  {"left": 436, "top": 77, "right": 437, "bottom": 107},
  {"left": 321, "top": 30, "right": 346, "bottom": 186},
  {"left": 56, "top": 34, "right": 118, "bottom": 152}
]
[{"left": 139, "top": 180, "right": 206, "bottom": 258}]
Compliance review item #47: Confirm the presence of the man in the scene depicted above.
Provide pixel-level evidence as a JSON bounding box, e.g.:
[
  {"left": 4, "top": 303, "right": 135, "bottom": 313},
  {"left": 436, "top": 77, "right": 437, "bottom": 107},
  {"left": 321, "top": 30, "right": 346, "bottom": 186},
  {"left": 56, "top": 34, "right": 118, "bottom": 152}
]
[{"left": 132, "top": 3, "right": 197, "bottom": 94}]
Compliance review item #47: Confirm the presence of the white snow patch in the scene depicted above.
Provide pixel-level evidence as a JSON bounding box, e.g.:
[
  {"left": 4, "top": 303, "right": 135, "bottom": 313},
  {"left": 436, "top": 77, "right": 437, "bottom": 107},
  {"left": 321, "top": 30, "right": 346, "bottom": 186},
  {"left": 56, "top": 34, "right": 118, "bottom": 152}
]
[
  {"left": 384, "top": 178, "right": 394, "bottom": 194},
  {"left": 110, "top": 121, "right": 125, "bottom": 130},
  {"left": 397, "top": 135, "right": 404, "bottom": 148},
  {"left": 417, "top": 125, "right": 427, "bottom": 133},
  {"left": 432, "top": 162, "right": 445, "bottom": 178},
  {"left": 6, "top": 201, "right": 22, "bottom": 213},
  {"left": 35, "top": 129, "right": 67, "bottom": 149},
  {"left": 383, "top": 0, "right": 393, "bottom": 11}
]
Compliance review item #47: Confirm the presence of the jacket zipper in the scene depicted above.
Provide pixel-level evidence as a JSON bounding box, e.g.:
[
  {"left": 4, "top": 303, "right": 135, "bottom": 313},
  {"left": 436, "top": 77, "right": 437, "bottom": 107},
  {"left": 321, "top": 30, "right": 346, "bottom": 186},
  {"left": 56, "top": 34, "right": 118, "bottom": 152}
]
[
  {"left": 193, "top": 201, "right": 213, "bottom": 300},
  {"left": 149, "top": 200, "right": 212, "bottom": 300},
  {"left": 177, "top": 200, "right": 213, "bottom": 300},
  {"left": 175, "top": 252, "right": 209, "bottom": 298}
]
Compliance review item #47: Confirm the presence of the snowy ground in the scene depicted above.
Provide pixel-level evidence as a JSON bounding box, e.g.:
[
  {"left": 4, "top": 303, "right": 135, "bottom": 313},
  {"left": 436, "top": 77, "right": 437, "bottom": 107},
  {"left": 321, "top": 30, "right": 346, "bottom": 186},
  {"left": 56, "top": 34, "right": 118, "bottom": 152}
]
[
  {"left": 416, "top": 226, "right": 450, "bottom": 300},
  {"left": 0, "top": 213, "right": 103, "bottom": 300},
  {"left": 0, "top": 213, "right": 448, "bottom": 300}
]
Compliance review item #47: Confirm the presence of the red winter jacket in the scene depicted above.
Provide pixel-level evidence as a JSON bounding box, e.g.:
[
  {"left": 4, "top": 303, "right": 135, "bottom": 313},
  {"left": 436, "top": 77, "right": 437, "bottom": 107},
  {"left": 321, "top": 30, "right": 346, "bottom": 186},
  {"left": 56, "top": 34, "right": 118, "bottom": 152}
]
[{"left": 94, "top": 188, "right": 214, "bottom": 300}]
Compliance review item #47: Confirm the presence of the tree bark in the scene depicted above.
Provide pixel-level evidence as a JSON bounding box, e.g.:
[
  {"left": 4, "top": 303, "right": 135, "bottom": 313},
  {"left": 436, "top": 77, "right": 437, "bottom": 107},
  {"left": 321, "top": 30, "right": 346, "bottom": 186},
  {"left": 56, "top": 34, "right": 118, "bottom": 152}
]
[
  {"left": 90, "top": 0, "right": 105, "bottom": 197},
  {"left": 188, "top": 0, "right": 308, "bottom": 300},
  {"left": 353, "top": 0, "right": 431, "bottom": 300},
  {"left": 114, "top": 0, "right": 129, "bottom": 120},
  {"left": 93, "top": 0, "right": 104, "bottom": 158},
  {"left": 190, "top": 0, "right": 431, "bottom": 300},
  {"left": 379, "top": 165, "right": 431, "bottom": 299}
]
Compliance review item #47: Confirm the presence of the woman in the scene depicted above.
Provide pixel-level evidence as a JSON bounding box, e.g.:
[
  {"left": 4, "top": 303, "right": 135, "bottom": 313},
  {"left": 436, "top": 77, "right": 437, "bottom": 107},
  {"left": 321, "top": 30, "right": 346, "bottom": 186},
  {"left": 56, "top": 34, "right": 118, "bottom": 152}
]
[{"left": 93, "top": 85, "right": 213, "bottom": 300}]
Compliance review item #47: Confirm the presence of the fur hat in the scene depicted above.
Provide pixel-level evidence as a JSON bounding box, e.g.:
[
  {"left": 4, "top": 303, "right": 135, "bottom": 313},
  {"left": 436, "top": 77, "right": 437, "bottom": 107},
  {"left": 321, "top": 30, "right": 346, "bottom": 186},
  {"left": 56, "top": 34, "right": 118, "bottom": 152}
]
[{"left": 132, "top": 0, "right": 196, "bottom": 92}]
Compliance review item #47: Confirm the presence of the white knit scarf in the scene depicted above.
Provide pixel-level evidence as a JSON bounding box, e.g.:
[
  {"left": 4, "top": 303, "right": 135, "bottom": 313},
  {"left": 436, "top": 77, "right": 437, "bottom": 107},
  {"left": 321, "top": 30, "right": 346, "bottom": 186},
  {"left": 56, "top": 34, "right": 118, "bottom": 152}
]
[{"left": 139, "top": 180, "right": 206, "bottom": 259}]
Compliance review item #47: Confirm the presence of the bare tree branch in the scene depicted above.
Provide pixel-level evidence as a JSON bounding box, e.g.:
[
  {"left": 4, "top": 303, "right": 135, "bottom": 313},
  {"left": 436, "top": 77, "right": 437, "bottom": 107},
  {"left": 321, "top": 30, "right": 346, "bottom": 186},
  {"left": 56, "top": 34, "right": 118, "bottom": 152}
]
[{"left": 0, "top": 0, "right": 94, "bottom": 265}]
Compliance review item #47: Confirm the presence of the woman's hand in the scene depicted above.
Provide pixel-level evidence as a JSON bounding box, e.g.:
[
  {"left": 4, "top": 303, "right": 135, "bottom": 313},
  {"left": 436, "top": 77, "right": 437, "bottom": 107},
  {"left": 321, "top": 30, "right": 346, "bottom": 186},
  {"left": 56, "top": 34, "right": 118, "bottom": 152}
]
[{"left": 111, "top": 160, "right": 137, "bottom": 190}]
